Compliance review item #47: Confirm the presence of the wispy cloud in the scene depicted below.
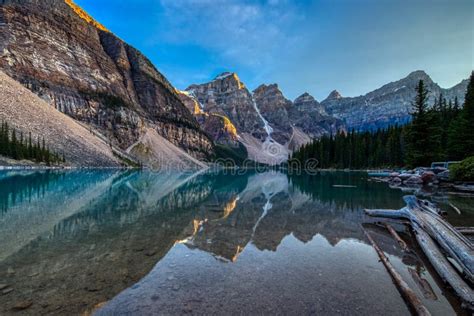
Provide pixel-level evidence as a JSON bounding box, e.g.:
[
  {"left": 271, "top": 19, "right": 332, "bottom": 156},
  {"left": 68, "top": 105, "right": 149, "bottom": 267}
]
[{"left": 156, "top": 0, "right": 305, "bottom": 69}]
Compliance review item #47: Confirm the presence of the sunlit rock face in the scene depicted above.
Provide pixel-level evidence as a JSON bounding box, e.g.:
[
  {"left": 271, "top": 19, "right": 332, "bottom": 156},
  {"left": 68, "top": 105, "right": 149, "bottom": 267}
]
[
  {"left": 321, "top": 70, "right": 469, "bottom": 131},
  {"left": 178, "top": 90, "right": 240, "bottom": 147},
  {"left": 186, "top": 73, "right": 268, "bottom": 142},
  {"left": 0, "top": 0, "right": 214, "bottom": 161}
]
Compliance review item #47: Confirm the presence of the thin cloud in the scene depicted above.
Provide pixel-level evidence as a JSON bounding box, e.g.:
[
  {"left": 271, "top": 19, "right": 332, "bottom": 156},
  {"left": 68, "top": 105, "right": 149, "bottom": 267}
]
[{"left": 156, "top": 0, "right": 305, "bottom": 68}]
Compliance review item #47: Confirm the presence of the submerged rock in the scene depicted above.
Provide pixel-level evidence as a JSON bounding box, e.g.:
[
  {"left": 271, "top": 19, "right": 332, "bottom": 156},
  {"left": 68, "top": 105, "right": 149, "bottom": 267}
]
[
  {"left": 12, "top": 301, "right": 33, "bottom": 311},
  {"left": 2, "top": 288, "right": 13, "bottom": 295}
]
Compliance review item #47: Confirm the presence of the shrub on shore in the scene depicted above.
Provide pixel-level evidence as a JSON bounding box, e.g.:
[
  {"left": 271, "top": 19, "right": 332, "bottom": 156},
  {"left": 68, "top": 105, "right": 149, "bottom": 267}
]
[{"left": 450, "top": 156, "right": 474, "bottom": 182}]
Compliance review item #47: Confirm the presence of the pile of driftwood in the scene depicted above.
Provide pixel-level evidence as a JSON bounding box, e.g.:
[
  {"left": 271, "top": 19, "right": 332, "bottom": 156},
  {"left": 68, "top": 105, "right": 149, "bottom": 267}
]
[{"left": 365, "top": 196, "right": 473, "bottom": 313}]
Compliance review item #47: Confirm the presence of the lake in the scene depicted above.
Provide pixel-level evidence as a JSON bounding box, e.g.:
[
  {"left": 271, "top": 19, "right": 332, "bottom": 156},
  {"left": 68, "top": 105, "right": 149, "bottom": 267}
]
[{"left": 0, "top": 170, "right": 472, "bottom": 315}]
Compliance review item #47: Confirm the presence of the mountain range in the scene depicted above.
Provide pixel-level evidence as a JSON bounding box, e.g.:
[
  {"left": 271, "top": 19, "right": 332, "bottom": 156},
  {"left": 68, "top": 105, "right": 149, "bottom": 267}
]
[
  {"left": 321, "top": 70, "right": 469, "bottom": 131},
  {"left": 0, "top": 0, "right": 470, "bottom": 167}
]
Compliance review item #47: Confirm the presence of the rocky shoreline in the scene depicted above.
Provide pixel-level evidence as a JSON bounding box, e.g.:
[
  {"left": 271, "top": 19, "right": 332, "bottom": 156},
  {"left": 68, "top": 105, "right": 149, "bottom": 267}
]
[{"left": 369, "top": 167, "right": 474, "bottom": 195}]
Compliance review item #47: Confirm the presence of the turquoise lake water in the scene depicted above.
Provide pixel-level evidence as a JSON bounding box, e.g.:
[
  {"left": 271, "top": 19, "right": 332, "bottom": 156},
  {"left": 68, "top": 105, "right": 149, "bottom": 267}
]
[{"left": 0, "top": 170, "right": 472, "bottom": 315}]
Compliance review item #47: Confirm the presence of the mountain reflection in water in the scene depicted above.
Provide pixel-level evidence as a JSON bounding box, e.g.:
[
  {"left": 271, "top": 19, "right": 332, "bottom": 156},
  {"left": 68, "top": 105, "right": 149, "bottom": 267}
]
[{"left": 0, "top": 170, "right": 466, "bottom": 315}]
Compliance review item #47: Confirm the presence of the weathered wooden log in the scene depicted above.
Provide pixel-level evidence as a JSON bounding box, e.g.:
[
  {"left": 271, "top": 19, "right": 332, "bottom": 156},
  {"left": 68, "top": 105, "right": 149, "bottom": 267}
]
[
  {"left": 365, "top": 208, "right": 411, "bottom": 220},
  {"left": 414, "top": 199, "right": 473, "bottom": 284},
  {"left": 363, "top": 228, "right": 431, "bottom": 316},
  {"left": 366, "top": 196, "right": 474, "bottom": 310},
  {"left": 366, "top": 196, "right": 473, "bottom": 284},
  {"left": 456, "top": 227, "right": 474, "bottom": 235},
  {"left": 413, "top": 222, "right": 474, "bottom": 310},
  {"left": 449, "top": 203, "right": 461, "bottom": 215},
  {"left": 385, "top": 223, "right": 409, "bottom": 252},
  {"left": 380, "top": 223, "right": 438, "bottom": 301}
]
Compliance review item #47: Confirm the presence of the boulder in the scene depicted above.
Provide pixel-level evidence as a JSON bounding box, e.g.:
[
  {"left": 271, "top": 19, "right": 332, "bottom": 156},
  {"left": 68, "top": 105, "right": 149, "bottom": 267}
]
[
  {"left": 399, "top": 173, "right": 413, "bottom": 180},
  {"left": 437, "top": 170, "right": 450, "bottom": 181},
  {"left": 389, "top": 177, "right": 402, "bottom": 185},
  {"left": 421, "top": 171, "right": 436, "bottom": 184},
  {"left": 404, "top": 175, "right": 423, "bottom": 185},
  {"left": 390, "top": 172, "right": 400, "bottom": 178}
]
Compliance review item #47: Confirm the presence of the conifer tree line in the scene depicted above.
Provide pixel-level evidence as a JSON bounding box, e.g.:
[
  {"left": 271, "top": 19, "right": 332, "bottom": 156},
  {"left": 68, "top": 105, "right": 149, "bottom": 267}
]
[
  {"left": 0, "top": 121, "right": 66, "bottom": 165},
  {"left": 290, "top": 72, "right": 474, "bottom": 169}
]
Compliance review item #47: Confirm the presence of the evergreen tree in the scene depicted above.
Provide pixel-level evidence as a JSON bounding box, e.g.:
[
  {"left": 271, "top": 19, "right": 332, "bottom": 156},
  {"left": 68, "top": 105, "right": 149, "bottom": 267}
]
[
  {"left": 448, "top": 71, "right": 474, "bottom": 160},
  {"left": 0, "top": 120, "right": 64, "bottom": 165},
  {"left": 405, "top": 80, "right": 438, "bottom": 167}
]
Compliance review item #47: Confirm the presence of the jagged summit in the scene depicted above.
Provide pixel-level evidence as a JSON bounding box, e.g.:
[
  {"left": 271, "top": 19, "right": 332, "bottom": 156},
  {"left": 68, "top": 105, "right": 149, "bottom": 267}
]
[
  {"left": 253, "top": 83, "right": 281, "bottom": 95},
  {"left": 325, "top": 90, "right": 343, "bottom": 101},
  {"left": 295, "top": 92, "right": 318, "bottom": 104},
  {"left": 214, "top": 72, "right": 234, "bottom": 80},
  {"left": 64, "top": 0, "right": 109, "bottom": 32},
  {"left": 406, "top": 70, "right": 431, "bottom": 81},
  {"left": 293, "top": 92, "right": 328, "bottom": 116},
  {"left": 213, "top": 72, "right": 245, "bottom": 89}
]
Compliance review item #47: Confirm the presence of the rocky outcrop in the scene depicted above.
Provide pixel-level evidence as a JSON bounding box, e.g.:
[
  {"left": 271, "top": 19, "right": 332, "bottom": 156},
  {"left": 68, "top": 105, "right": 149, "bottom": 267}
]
[
  {"left": 0, "top": 0, "right": 214, "bottom": 164},
  {"left": 321, "top": 70, "right": 469, "bottom": 131}
]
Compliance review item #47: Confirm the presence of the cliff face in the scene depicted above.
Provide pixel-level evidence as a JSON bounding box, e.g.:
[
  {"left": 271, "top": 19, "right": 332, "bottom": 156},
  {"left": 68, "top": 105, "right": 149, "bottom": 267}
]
[
  {"left": 253, "top": 84, "right": 292, "bottom": 144},
  {"left": 290, "top": 93, "right": 345, "bottom": 140},
  {"left": 178, "top": 91, "right": 239, "bottom": 147},
  {"left": 0, "top": 0, "right": 214, "bottom": 162},
  {"left": 0, "top": 70, "right": 122, "bottom": 167},
  {"left": 187, "top": 73, "right": 268, "bottom": 142},
  {"left": 321, "top": 71, "right": 469, "bottom": 131}
]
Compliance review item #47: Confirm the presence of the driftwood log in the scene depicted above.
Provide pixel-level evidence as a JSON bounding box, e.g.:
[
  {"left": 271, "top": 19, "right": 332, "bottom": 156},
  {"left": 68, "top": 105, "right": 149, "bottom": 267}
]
[
  {"left": 362, "top": 229, "right": 431, "bottom": 316},
  {"left": 365, "top": 196, "right": 474, "bottom": 310},
  {"left": 385, "top": 223, "right": 409, "bottom": 252},
  {"left": 456, "top": 227, "right": 474, "bottom": 235}
]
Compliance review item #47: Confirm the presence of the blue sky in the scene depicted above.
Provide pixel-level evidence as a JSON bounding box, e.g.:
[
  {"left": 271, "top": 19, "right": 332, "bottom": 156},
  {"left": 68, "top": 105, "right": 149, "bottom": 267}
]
[{"left": 75, "top": 0, "right": 473, "bottom": 100}]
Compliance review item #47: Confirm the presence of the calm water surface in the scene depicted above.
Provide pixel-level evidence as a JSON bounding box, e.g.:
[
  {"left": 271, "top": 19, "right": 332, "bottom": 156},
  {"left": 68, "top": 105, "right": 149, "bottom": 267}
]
[{"left": 0, "top": 170, "right": 472, "bottom": 315}]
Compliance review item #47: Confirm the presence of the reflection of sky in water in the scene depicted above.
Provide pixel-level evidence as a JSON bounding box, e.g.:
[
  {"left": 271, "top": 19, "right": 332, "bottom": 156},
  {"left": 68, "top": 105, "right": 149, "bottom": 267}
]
[{"left": 0, "top": 170, "right": 468, "bottom": 315}]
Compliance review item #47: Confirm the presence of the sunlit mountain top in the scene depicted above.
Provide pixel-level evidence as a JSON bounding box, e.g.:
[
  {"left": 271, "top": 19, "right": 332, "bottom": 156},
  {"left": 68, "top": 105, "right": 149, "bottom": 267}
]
[{"left": 64, "top": 0, "right": 109, "bottom": 32}]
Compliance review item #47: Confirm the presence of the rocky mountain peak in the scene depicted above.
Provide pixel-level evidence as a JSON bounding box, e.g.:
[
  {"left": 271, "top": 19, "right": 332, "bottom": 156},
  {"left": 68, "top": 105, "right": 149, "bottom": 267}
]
[
  {"left": 0, "top": 0, "right": 215, "bottom": 165},
  {"left": 293, "top": 92, "right": 327, "bottom": 116},
  {"left": 214, "top": 72, "right": 245, "bottom": 90},
  {"left": 325, "top": 90, "right": 343, "bottom": 101},
  {"left": 294, "top": 92, "right": 317, "bottom": 104},
  {"left": 253, "top": 83, "right": 282, "bottom": 96},
  {"left": 405, "top": 70, "right": 432, "bottom": 83},
  {"left": 64, "top": 0, "right": 109, "bottom": 32}
]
